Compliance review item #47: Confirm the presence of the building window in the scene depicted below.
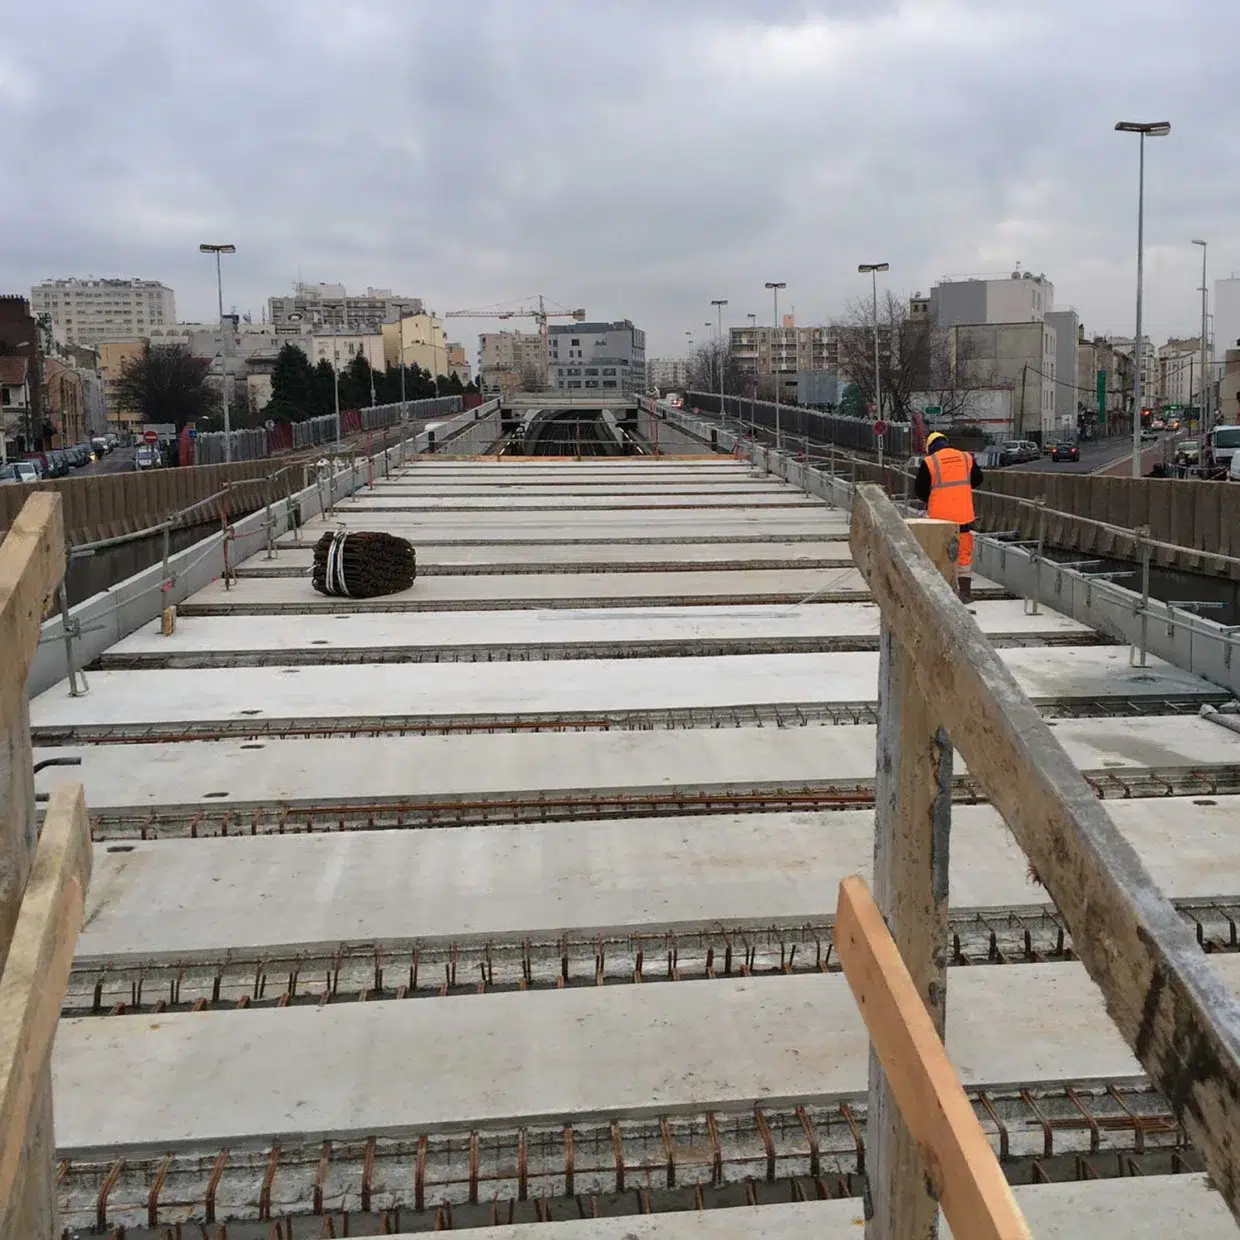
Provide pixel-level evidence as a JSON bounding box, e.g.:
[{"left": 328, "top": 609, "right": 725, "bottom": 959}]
[
  {"left": 567, "top": 380, "right": 582, "bottom": 389},
  {"left": 585, "top": 380, "right": 599, "bottom": 388},
  {"left": 585, "top": 367, "right": 599, "bottom": 376},
  {"left": 601, "top": 367, "right": 616, "bottom": 376},
  {"left": 602, "top": 380, "right": 618, "bottom": 389},
  {"left": 570, "top": 338, "right": 580, "bottom": 347}
]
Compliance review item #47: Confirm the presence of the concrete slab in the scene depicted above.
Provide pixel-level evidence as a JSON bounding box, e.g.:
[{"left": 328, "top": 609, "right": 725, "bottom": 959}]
[
  {"left": 366, "top": 483, "right": 794, "bottom": 496},
  {"left": 32, "top": 648, "right": 1199, "bottom": 734},
  {"left": 340, "top": 494, "right": 821, "bottom": 510},
  {"left": 256, "top": 541, "right": 854, "bottom": 570},
  {"left": 76, "top": 797, "right": 1240, "bottom": 962},
  {"left": 175, "top": 569, "right": 998, "bottom": 612},
  {"left": 34, "top": 716, "right": 1240, "bottom": 813},
  {"left": 56, "top": 957, "right": 1225, "bottom": 1153},
  {"left": 379, "top": 1178, "right": 1238, "bottom": 1240},
  {"left": 104, "top": 600, "right": 1093, "bottom": 660}
]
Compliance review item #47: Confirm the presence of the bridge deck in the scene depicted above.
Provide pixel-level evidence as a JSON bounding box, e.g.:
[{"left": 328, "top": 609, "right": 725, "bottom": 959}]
[{"left": 34, "top": 454, "right": 1240, "bottom": 1233}]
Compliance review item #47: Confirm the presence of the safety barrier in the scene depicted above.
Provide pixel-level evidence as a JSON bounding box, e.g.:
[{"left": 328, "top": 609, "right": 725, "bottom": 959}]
[
  {"left": 0, "top": 493, "right": 92, "bottom": 1239},
  {"left": 191, "top": 396, "right": 464, "bottom": 465},
  {"left": 851, "top": 482, "right": 1240, "bottom": 1233}
]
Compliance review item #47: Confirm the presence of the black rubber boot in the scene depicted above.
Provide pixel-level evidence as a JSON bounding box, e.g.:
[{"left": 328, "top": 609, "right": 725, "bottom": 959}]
[{"left": 957, "top": 576, "right": 973, "bottom": 604}]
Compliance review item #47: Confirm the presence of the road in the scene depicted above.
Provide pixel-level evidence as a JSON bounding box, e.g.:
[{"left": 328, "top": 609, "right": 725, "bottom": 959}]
[
  {"left": 76, "top": 445, "right": 136, "bottom": 475},
  {"left": 1014, "top": 433, "right": 1175, "bottom": 476}
]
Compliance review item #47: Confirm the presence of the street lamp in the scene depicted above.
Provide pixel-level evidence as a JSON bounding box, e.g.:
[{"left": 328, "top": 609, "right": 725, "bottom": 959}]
[
  {"left": 1193, "top": 239, "right": 1209, "bottom": 429},
  {"left": 711, "top": 299, "right": 728, "bottom": 420},
  {"left": 199, "top": 244, "right": 236, "bottom": 461},
  {"left": 1114, "top": 120, "right": 1171, "bottom": 476},
  {"left": 765, "top": 281, "right": 786, "bottom": 450},
  {"left": 858, "top": 263, "right": 890, "bottom": 425}
]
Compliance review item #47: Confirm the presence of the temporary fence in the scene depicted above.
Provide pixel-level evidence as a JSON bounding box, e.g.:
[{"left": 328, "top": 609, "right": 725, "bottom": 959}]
[{"left": 190, "top": 397, "right": 464, "bottom": 465}]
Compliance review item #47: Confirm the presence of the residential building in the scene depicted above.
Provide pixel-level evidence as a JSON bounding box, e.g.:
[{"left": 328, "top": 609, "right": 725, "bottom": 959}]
[
  {"left": 0, "top": 357, "right": 31, "bottom": 460},
  {"left": 647, "top": 357, "right": 690, "bottom": 392},
  {"left": 42, "top": 357, "right": 87, "bottom": 446},
  {"left": 1218, "top": 344, "right": 1240, "bottom": 424},
  {"left": 1076, "top": 331, "right": 1135, "bottom": 434},
  {"left": 308, "top": 332, "right": 387, "bottom": 374},
  {"left": 381, "top": 313, "right": 447, "bottom": 379},
  {"left": 0, "top": 296, "right": 42, "bottom": 449},
  {"left": 97, "top": 339, "right": 147, "bottom": 434},
  {"left": 1157, "top": 336, "right": 1210, "bottom": 410},
  {"left": 1215, "top": 278, "right": 1240, "bottom": 362},
  {"left": 1109, "top": 336, "right": 1159, "bottom": 412},
  {"left": 548, "top": 320, "right": 646, "bottom": 395},
  {"left": 1044, "top": 309, "right": 1080, "bottom": 430},
  {"left": 445, "top": 342, "right": 471, "bottom": 386},
  {"left": 729, "top": 320, "right": 839, "bottom": 399},
  {"left": 479, "top": 330, "right": 545, "bottom": 395},
  {"left": 930, "top": 271, "right": 1054, "bottom": 329},
  {"left": 31, "top": 278, "right": 175, "bottom": 347},
  {"left": 268, "top": 284, "right": 423, "bottom": 335},
  {"left": 949, "top": 321, "right": 1058, "bottom": 438}
]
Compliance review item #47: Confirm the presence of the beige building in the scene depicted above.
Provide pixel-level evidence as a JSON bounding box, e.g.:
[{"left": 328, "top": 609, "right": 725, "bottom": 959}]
[
  {"left": 729, "top": 320, "right": 840, "bottom": 396},
  {"left": 97, "top": 339, "right": 147, "bottom": 434},
  {"left": 308, "top": 332, "right": 387, "bottom": 373},
  {"left": 446, "top": 342, "right": 471, "bottom": 385},
  {"left": 42, "top": 357, "right": 87, "bottom": 446},
  {"left": 32, "top": 278, "right": 175, "bottom": 347},
  {"left": 1076, "top": 332, "right": 1135, "bottom": 430},
  {"left": 479, "top": 330, "right": 544, "bottom": 394},
  {"left": 1157, "top": 336, "right": 1211, "bottom": 410},
  {"left": 382, "top": 313, "right": 448, "bottom": 378},
  {"left": 949, "top": 321, "right": 1058, "bottom": 438}
]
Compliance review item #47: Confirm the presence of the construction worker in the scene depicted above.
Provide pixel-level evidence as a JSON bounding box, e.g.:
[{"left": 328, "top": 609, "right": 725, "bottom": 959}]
[{"left": 914, "top": 431, "right": 984, "bottom": 603}]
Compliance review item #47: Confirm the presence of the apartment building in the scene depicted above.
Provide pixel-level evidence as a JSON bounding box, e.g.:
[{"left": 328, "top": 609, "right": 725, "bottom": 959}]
[
  {"left": 446, "top": 342, "right": 471, "bottom": 385},
  {"left": 647, "top": 357, "right": 690, "bottom": 392},
  {"left": 1109, "top": 336, "right": 1159, "bottom": 407},
  {"left": 1157, "top": 336, "right": 1211, "bottom": 410},
  {"left": 31, "top": 278, "right": 175, "bottom": 347},
  {"left": 478, "top": 331, "right": 545, "bottom": 395},
  {"left": 930, "top": 271, "right": 1054, "bottom": 329},
  {"left": 381, "top": 313, "right": 447, "bottom": 379},
  {"left": 268, "top": 284, "right": 423, "bottom": 334},
  {"left": 97, "top": 339, "right": 147, "bottom": 434},
  {"left": 729, "top": 320, "right": 839, "bottom": 398},
  {"left": 949, "top": 320, "right": 1058, "bottom": 438},
  {"left": 1076, "top": 332, "right": 1135, "bottom": 432},
  {"left": 548, "top": 320, "right": 646, "bottom": 395}
]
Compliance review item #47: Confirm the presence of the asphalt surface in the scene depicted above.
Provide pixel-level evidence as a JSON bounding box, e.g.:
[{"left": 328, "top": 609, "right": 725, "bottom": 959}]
[
  {"left": 76, "top": 445, "right": 137, "bottom": 475},
  {"left": 1013, "top": 434, "right": 1173, "bottom": 476}
]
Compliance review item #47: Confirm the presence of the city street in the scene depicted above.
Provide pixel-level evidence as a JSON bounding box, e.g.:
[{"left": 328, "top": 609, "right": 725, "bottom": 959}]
[
  {"left": 77, "top": 444, "right": 136, "bottom": 475},
  {"left": 1015, "top": 434, "right": 1172, "bottom": 476}
]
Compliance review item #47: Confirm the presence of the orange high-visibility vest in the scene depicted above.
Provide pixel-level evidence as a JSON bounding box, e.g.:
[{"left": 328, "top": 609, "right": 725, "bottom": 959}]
[{"left": 925, "top": 448, "right": 975, "bottom": 525}]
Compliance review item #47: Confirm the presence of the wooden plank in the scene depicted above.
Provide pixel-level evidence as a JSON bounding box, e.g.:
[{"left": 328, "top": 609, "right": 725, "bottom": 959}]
[
  {"left": 0, "top": 783, "right": 91, "bottom": 1238},
  {"left": 836, "top": 876, "right": 1032, "bottom": 1240},
  {"left": 849, "top": 482, "right": 1240, "bottom": 1224},
  {"left": 866, "top": 517, "right": 957, "bottom": 1240},
  {"left": 0, "top": 493, "right": 64, "bottom": 736}
]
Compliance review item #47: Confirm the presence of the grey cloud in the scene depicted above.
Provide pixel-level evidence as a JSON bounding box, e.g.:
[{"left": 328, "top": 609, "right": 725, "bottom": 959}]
[{"left": 1, "top": 0, "right": 1237, "bottom": 353}]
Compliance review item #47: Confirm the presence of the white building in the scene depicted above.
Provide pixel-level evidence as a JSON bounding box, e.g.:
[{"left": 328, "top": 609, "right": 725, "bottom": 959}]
[
  {"left": 479, "top": 330, "right": 546, "bottom": 395},
  {"left": 1215, "top": 278, "right": 1240, "bottom": 362},
  {"left": 930, "top": 272, "right": 1054, "bottom": 329},
  {"left": 1157, "top": 337, "right": 1211, "bottom": 409},
  {"left": 647, "top": 357, "right": 690, "bottom": 392},
  {"left": 548, "top": 320, "right": 646, "bottom": 395},
  {"left": 31, "top": 277, "right": 176, "bottom": 347},
  {"left": 950, "top": 320, "right": 1058, "bottom": 438},
  {"left": 268, "top": 284, "right": 423, "bottom": 335},
  {"left": 1110, "top": 337, "right": 1159, "bottom": 409},
  {"left": 307, "top": 332, "right": 387, "bottom": 374}
]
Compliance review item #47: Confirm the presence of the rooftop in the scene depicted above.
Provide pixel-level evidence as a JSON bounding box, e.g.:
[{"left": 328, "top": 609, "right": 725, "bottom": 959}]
[{"left": 29, "top": 436, "right": 1240, "bottom": 1235}]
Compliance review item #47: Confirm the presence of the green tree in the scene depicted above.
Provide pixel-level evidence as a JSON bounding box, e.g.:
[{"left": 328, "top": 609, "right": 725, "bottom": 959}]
[
  {"left": 115, "top": 343, "right": 221, "bottom": 428},
  {"left": 839, "top": 382, "right": 866, "bottom": 418},
  {"left": 266, "top": 343, "right": 317, "bottom": 421},
  {"left": 341, "top": 352, "right": 374, "bottom": 408}
]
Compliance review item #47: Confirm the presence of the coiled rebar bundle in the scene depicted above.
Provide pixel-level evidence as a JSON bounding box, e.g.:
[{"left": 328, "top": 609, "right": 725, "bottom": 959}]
[{"left": 312, "top": 530, "right": 417, "bottom": 599}]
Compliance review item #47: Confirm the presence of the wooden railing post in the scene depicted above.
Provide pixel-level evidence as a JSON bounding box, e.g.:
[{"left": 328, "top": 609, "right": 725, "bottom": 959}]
[
  {"left": 0, "top": 492, "right": 69, "bottom": 1238},
  {"left": 863, "top": 516, "right": 958, "bottom": 1240}
]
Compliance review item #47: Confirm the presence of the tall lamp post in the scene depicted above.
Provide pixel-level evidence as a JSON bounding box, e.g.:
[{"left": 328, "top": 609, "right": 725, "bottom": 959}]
[
  {"left": 1115, "top": 120, "right": 1171, "bottom": 477},
  {"left": 1193, "top": 239, "right": 1209, "bottom": 429},
  {"left": 858, "top": 263, "right": 890, "bottom": 425},
  {"left": 711, "top": 298, "right": 728, "bottom": 419},
  {"left": 199, "top": 244, "right": 236, "bottom": 462},
  {"left": 765, "top": 281, "right": 786, "bottom": 450}
]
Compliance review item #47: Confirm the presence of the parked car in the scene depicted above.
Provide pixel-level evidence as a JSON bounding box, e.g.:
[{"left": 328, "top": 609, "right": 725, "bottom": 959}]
[
  {"left": 0, "top": 461, "right": 38, "bottom": 484},
  {"left": 91, "top": 435, "right": 110, "bottom": 456},
  {"left": 42, "top": 449, "right": 69, "bottom": 478},
  {"left": 105, "top": 432, "right": 119, "bottom": 450},
  {"left": 998, "top": 439, "right": 1041, "bottom": 466},
  {"left": 1049, "top": 441, "right": 1080, "bottom": 462},
  {"left": 133, "top": 444, "right": 159, "bottom": 470}
]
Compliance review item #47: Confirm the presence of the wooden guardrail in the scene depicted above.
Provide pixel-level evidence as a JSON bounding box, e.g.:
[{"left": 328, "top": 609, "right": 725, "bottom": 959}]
[
  {"left": 849, "top": 482, "right": 1240, "bottom": 1236},
  {"left": 0, "top": 493, "right": 92, "bottom": 1237}
]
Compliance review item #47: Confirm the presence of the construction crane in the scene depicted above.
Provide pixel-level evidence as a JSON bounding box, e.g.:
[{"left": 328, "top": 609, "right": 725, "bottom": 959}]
[{"left": 445, "top": 295, "right": 586, "bottom": 388}]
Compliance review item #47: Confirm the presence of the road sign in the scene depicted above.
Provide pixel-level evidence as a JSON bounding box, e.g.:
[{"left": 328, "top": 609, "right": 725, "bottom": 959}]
[
  {"left": 143, "top": 430, "right": 159, "bottom": 444},
  {"left": 874, "top": 420, "right": 889, "bottom": 438}
]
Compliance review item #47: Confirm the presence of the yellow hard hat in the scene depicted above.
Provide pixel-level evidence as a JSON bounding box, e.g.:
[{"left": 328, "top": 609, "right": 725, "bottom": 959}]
[{"left": 925, "top": 431, "right": 948, "bottom": 450}]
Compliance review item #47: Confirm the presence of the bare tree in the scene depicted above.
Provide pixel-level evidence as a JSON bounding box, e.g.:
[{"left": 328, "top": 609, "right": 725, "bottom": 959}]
[
  {"left": 831, "top": 294, "right": 997, "bottom": 424},
  {"left": 687, "top": 339, "right": 745, "bottom": 398}
]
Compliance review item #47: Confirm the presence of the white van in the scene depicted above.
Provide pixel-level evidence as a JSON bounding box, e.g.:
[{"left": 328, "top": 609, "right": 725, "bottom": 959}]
[{"left": 1209, "top": 425, "right": 1240, "bottom": 471}]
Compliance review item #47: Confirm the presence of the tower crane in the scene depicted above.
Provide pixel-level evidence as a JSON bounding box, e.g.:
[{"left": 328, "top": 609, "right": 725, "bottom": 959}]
[{"left": 445, "top": 295, "right": 586, "bottom": 388}]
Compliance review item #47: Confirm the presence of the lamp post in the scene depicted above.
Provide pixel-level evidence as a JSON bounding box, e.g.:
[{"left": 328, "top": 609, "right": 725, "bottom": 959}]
[
  {"left": 765, "top": 282, "right": 786, "bottom": 450},
  {"left": 711, "top": 298, "right": 728, "bottom": 419},
  {"left": 1115, "top": 120, "right": 1171, "bottom": 477},
  {"left": 199, "top": 244, "right": 236, "bottom": 462},
  {"left": 858, "top": 263, "right": 890, "bottom": 425},
  {"left": 747, "top": 313, "right": 757, "bottom": 433},
  {"left": 1193, "top": 239, "right": 1209, "bottom": 429}
]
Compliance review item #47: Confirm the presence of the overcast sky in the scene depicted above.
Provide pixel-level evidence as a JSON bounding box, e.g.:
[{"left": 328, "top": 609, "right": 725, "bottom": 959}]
[{"left": 2, "top": 0, "right": 1237, "bottom": 356}]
